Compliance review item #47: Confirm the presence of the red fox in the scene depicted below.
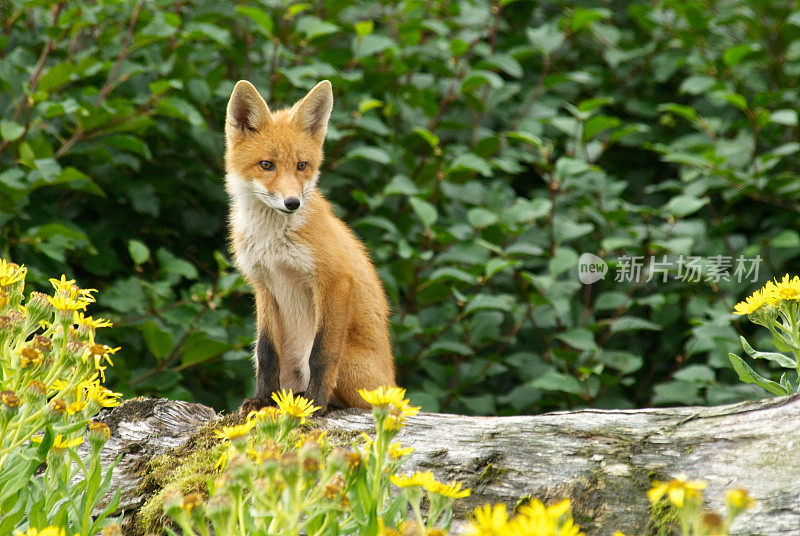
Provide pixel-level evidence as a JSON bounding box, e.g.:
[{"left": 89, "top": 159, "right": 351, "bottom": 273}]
[{"left": 224, "top": 80, "right": 396, "bottom": 413}]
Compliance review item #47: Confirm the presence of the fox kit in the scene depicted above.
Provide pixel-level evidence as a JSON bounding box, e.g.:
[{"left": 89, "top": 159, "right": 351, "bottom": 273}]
[{"left": 224, "top": 80, "right": 396, "bottom": 413}]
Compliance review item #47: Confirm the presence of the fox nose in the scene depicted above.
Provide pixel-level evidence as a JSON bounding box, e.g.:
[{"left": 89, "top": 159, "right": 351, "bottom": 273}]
[{"left": 284, "top": 197, "right": 301, "bottom": 212}]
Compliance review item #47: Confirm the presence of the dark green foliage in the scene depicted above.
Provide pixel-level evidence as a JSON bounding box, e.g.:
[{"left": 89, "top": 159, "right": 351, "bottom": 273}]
[{"left": 1, "top": 0, "right": 796, "bottom": 414}]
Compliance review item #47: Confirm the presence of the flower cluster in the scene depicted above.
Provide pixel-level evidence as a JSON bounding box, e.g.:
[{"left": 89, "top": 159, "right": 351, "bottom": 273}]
[
  {"left": 0, "top": 259, "right": 122, "bottom": 534},
  {"left": 164, "top": 387, "right": 461, "bottom": 536},
  {"left": 465, "top": 499, "right": 581, "bottom": 536},
  {"left": 733, "top": 274, "right": 800, "bottom": 315},
  {"left": 648, "top": 475, "right": 754, "bottom": 536},
  {"left": 730, "top": 274, "right": 800, "bottom": 396}
]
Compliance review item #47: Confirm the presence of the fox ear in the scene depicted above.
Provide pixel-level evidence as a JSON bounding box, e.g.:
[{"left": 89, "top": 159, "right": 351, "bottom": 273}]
[
  {"left": 292, "top": 80, "right": 333, "bottom": 139},
  {"left": 226, "top": 80, "right": 271, "bottom": 137}
]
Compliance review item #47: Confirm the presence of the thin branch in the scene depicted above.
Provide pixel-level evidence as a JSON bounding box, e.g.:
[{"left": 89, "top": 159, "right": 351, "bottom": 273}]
[{"left": 94, "top": 0, "right": 145, "bottom": 107}]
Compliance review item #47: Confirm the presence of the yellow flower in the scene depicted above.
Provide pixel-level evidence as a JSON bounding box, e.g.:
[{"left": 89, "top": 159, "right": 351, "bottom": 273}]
[
  {"left": 47, "top": 292, "right": 93, "bottom": 315},
  {"left": 271, "top": 389, "right": 319, "bottom": 423},
  {"left": 648, "top": 474, "right": 706, "bottom": 508},
  {"left": 214, "top": 420, "right": 255, "bottom": 441},
  {"left": 0, "top": 259, "right": 26, "bottom": 289},
  {"left": 74, "top": 312, "right": 113, "bottom": 343},
  {"left": 390, "top": 470, "right": 435, "bottom": 488},
  {"left": 467, "top": 504, "right": 508, "bottom": 536},
  {"left": 384, "top": 397, "right": 421, "bottom": 431},
  {"left": 14, "top": 527, "right": 67, "bottom": 536},
  {"left": 67, "top": 399, "right": 87, "bottom": 415},
  {"left": 47, "top": 276, "right": 96, "bottom": 316},
  {"left": 358, "top": 386, "right": 407, "bottom": 407},
  {"left": 424, "top": 476, "right": 471, "bottom": 499},
  {"left": 771, "top": 274, "right": 800, "bottom": 301},
  {"left": 247, "top": 406, "right": 281, "bottom": 424},
  {"left": 733, "top": 286, "right": 771, "bottom": 315},
  {"left": 32, "top": 434, "right": 84, "bottom": 452},
  {"left": 726, "top": 488, "right": 755, "bottom": 511},
  {"left": 388, "top": 442, "right": 414, "bottom": 460},
  {"left": 83, "top": 375, "right": 122, "bottom": 408},
  {"left": 83, "top": 344, "right": 119, "bottom": 382}
]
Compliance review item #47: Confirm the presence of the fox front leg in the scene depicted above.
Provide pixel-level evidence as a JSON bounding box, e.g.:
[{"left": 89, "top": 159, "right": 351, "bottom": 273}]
[{"left": 239, "top": 331, "right": 280, "bottom": 415}]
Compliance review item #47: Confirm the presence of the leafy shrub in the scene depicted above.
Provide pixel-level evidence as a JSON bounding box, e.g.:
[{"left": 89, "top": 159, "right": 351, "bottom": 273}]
[
  {"left": 0, "top": 259, "right": 121, "bottom": 534},
  {"left": 2, "top": 0, "right": 799, "bottom": 414}
]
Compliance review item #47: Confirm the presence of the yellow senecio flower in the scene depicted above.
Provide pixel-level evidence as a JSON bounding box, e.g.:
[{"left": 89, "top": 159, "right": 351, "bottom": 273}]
[
  {"left": 0, "top": 259, "right": 26, "bottom": 288},
  {"left": 772, "top": 274, "right": 800, "bottom": 301},
  {"left": 83, "top": 375, "right": 122, "bottom": 408},
  {"left": 390, "top": 470, "right": 434, "bottom": 488},
  {"left": 271, "top": 389, "right": 319, "bottom": 423},
  {"left": 14, "top": 527, "right": 68, "bottom": 536},
  {"left": 424, "top": 476, "right": 471, "bottom": 498},
  {"left": 215, "top": 420, "right": 255, "bottom": 441},
  {"left": 648, "top": 474, "right": 706, "bottom": 508},
  {"left": 726, "top": 488, "right": 755, "bottom": 511},
  {"left": 358, "top": 386, "right": 407, "bottom": 407},
  {"left": 468, "top": 504, "right": 509, "bottom": 536},
  {"left": 388, "top": 442, "right": 414, "bottom": 460},
  {"left": 733, "top": 286, "right": 771, "bottom": 315},
  {"left": 31, "top": 434, "right": 84, "bottom": 452}
]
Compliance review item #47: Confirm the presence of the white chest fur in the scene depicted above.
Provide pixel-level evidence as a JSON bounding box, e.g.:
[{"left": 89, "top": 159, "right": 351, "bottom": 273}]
[{"left": 228, "top": 176, "right": 317, "bottom": 392}]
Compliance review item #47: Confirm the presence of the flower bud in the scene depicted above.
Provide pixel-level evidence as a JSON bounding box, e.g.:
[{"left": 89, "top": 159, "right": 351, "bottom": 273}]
[
  {"left": 323, "top": 474, "right": 345, "bottom": 500},
  {"left": 25, "top": 380, "right": 47, "bottom": 402},
  {"left": 48, "top": 398, "right": 68, "bottom": 422},
  {"left": 1, "top": 390, "right": 21, "bottom": 420},
  {"left": 32, "top": 333, "right": 53, "bottom": 353},
  {"left": 27, "top": 291, "right": 53, "bottom": 327},
  {"left": 207, "top": 493, "right": 233, "bottom": 526},
  {"left": 180, "top": 492, "right": 204, "bottom": 517},
  {"left": 87, "top": 420, "right": 111, "bottom": 451},
  {"left": 163, "top": 489, "right": 183, "bottom": 517}
]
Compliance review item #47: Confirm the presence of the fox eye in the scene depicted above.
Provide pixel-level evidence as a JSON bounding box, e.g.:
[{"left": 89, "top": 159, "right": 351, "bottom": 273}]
[
  {"left": 259, "top": 161, "right": 275, "bottom": 171},
  {"left": 297, "top": 162, "right": 307, "bottom": 171}
]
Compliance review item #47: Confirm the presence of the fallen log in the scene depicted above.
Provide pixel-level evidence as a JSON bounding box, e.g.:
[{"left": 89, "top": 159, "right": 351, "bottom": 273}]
[{"left": 97, "top": 394, "right": 800, "bottom": 535}]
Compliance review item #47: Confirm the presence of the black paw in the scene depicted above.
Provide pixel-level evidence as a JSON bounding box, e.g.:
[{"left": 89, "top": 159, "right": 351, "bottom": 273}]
[{"left": 239, "top": 397, "right": 275, "bottom": 415}]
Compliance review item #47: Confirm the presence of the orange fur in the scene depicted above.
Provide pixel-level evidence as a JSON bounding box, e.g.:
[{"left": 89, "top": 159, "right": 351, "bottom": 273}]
[{"left": 225, "top": 80, "right": 395, "bottom": 412}]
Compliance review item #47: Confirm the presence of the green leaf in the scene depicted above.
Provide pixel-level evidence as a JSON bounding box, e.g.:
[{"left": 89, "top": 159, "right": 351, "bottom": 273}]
[
  {"left": 467, "top": 207, "right": 499, "bottom": 228},
  {"left": 723, "top": 43, "right": 760, "bottom": 66},
  {"left": 529, "top": 369, "right": 584, "bottom": 395},
  {"left": 556, "top": 328, "right": 598, "bottom": 351},
  {"left": 142, "top": 320, "right": 174, "bottom": 360},
  {"left": 354, "top": 20, "right": 373, "bottom": 36},
  {"left": 235, "top": 6, "right": 273, "bottom": 35},
  {"left": 450, "top": 153, "right": 492, "bottom": 177},
  {"left": 771, "top": 229, "right": 800, "bottom": 248},
  {"left": 181, "top": 335, "right": 230, "bottom": 366},
  {"left": 423, "top": 339, "right": 473, "bottom": 357},
  {"left": 346, "top": 146, "right": 392, "bottom": 164},
  {"left": 296, "top": 16, "right": 340, "bottom": 40},
  {"left": 663, "top": 195, "right": 707, "bottom": 217},
  {"left": 464, "top": 293, "right": 514, "bottom": 315},
  {"left": 157, "top": 97, "right": 204, "bottom": 126},
  {"left": 408, "top": 197, "right": 437, "bottom": 227},
  {"left": 355, "top": 34, "right": 395, "bottom": 57},
  {"left": 728, "top": 353, "right": 788, "bottom": 396},
  {"left": 548, "top": 247, "right": 578, "bottom": 276},
  {"left": 770, "top": 109, "right": 798, "bottom": 126},
  {"left": 0, "top": 120, "right": 24, "bottom": 141},
  {"left": 128, "top": 239, "right": 150, "bottom": 264},
  {"left": 609, "top": 316, "right": 662, "bottom": 333},
  {"left": 413, "top": 127, "right": 439, "bottom": 148},
  {"left": 739, "top": 336, "right": 796, "bottom": 368}
]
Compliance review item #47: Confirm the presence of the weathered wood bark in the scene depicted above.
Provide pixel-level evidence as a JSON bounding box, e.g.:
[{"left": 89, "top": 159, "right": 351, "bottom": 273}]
[{"left": 99, "top": 395, "right": 800, "bottom": 535}]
